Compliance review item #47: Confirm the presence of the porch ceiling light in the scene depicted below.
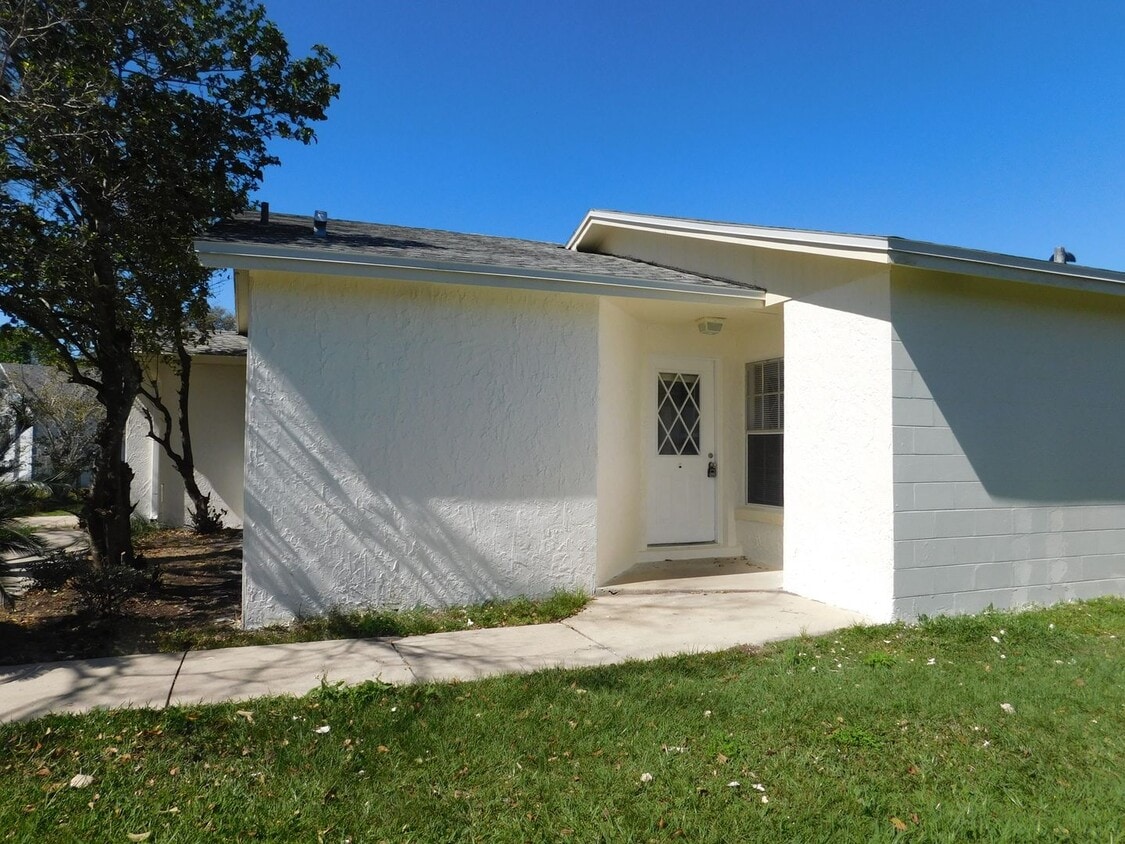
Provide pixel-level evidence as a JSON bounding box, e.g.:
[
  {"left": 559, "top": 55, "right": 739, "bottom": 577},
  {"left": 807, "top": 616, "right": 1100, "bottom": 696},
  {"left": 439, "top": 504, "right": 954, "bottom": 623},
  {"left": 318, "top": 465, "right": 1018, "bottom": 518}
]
[{"left": 696, "top": 317, "right": 725, "bottom": 336}]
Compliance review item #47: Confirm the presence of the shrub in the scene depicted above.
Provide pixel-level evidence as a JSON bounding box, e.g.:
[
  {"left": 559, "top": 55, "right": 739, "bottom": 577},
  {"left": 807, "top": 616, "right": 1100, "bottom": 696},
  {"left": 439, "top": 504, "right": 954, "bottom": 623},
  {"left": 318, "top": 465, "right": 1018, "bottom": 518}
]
[
  {"left": 71, "top": 563, "right": 146, "bottom": 617},
  {"left": 130, "top": 515, "right": 163, "bottom": 541}
]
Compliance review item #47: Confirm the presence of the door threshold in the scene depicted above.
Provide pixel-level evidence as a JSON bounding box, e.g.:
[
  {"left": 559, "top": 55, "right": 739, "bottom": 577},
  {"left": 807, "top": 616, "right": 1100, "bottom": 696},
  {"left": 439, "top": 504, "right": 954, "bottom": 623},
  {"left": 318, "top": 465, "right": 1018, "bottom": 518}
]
[{"left": 637, "top": 543, "right": 742, "bottom": 564}]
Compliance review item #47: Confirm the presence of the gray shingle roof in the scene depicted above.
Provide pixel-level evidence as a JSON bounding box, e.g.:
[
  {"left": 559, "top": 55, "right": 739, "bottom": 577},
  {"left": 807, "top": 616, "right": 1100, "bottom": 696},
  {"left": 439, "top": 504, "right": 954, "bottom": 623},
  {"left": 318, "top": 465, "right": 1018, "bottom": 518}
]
[
  {"left": 203, "top": 213, "right": 762, "bottom": 292},
  {"left": 184, "top": 331, "right": 248, "bottom": 357},
  {"left": 0, "top": 362, "right": 97, "bottom": 405}
]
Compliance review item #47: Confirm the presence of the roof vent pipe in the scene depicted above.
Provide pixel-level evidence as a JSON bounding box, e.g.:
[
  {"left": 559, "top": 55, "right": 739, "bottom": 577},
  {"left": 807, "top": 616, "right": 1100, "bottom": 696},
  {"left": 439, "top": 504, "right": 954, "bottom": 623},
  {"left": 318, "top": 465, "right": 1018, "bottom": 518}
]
[
  {"left": 260, "top": 202, "right": 269, "bottom": 224},
  {"left": 1050, "top": 246, "right": 1075, "bottom": 264},
  {"left": 313, "top": 210, "right": 328, "bottom": 237}
]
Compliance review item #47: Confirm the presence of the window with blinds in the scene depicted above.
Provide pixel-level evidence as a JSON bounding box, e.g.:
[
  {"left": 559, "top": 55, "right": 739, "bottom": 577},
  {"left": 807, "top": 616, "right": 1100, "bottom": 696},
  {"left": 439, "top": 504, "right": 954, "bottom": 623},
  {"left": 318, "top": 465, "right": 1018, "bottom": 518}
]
[{"left": 746, "top": 358, "right": 783, "bottom": 506}]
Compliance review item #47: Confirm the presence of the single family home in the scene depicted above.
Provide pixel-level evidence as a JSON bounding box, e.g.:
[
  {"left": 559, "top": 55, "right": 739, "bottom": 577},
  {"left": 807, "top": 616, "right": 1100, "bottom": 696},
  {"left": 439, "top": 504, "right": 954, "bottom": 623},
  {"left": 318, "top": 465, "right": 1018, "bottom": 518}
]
[{"left": 126, "top": 208, "right": 1125, "bottom": 627}]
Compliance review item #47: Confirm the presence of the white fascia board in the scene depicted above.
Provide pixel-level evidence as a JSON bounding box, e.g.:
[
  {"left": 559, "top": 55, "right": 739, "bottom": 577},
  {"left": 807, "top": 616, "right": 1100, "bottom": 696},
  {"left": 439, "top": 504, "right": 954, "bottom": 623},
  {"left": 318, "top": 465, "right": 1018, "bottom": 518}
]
[
  {"left": 568, "top": 209, "right": 1125, "bottom": 297},
  {"left": 567, "top": 210, "right": 892, "bottom": 262},
  {"left": 195, "top": 240, "right": 767, "bottom": 307},
  {"left": 887, "top": 239, "right": 1125, "bottom": 295}
]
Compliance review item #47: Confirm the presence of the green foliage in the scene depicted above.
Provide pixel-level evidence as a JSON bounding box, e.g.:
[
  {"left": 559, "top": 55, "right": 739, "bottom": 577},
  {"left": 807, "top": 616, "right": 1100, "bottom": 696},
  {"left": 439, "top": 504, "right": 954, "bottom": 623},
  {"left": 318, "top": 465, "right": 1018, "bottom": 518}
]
[
  {"left": 200, "top": 305, "right": 237, "bottom": 333},
  {"left": 0, "top": 324, "right": 60, "bottom": 365},
  {"left": 779, "top": 639, "right": 815, "bottom": 671},
  {"left": 129, "top": 515, "right": 164, "bottom": 541},
  {"left": 0, "top": 0, "right": 338, "bottom": 569},
  {"left": 2, "top": 599, "right": 1122, "bottom": 841},
  {"left": 21, "top": 549, "right": 84, "bottom": 590},
  {"left": 306, "top": 678, "right": 395, "bottom": 704},
  {"left": 0, "top": 483, "right": 47, "bottom": 558},
  {"left": 2, "top": 365, "right": 102, "bottom": 488},
  {"left": 0, "top": 482, "right": 49, "bottom": 606}
]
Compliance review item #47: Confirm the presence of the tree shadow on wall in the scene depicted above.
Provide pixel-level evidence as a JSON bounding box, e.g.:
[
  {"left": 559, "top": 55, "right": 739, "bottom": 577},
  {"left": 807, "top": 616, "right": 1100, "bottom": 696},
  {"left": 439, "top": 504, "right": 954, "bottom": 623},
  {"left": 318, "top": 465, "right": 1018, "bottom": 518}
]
[{"left": 894, "top": 274, "right": 1125, "bottom": 503}]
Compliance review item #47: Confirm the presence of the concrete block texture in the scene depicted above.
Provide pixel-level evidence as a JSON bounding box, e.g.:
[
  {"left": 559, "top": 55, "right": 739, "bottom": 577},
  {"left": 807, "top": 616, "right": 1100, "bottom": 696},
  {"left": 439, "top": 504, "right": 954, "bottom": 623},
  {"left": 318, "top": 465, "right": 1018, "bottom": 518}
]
[{"left": 890, "top": 270, "right": 1125, "bottom": 618}]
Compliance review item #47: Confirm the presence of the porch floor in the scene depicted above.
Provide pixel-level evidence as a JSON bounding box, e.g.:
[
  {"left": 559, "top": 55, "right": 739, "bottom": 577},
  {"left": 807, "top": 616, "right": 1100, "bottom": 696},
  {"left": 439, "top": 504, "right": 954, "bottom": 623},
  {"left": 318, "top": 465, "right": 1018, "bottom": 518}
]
[{"left": 598, "top": 557, "right": 782, "bottom": 595}]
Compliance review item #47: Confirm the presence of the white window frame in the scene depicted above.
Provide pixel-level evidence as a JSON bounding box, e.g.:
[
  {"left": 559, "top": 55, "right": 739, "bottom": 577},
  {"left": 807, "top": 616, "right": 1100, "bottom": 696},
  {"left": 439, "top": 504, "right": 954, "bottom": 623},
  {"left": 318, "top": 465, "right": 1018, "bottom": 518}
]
[{"left": 746, "top": 358, "right": 783, "bottom": 506}]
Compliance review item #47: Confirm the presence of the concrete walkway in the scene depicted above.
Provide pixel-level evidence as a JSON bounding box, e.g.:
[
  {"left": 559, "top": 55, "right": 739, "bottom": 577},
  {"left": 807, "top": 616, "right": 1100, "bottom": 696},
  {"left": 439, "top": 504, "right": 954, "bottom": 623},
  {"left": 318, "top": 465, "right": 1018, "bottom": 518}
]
[
  {"left": 1, "top": 514, "right": 86, "bottom": 600},
  {"left": 0, "top": 589, "right": 866, "bottom": 723}
]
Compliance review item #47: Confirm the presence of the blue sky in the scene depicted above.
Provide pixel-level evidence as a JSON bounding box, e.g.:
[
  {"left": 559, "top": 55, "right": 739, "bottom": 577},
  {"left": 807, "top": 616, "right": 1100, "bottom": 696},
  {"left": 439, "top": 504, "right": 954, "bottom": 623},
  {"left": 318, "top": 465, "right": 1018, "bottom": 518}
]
[{"left": 230, "top": 1, "right": 1125, "bottom": 308}]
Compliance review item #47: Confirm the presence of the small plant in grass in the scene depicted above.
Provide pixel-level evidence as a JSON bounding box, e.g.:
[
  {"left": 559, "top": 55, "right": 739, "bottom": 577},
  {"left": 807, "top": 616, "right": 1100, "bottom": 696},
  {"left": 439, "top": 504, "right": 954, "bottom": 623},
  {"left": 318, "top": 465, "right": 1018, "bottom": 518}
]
[
  {"left": 863, "top": 649, "right": 896, "bottom": 668},
  {"left": 307, "top": 677, "right": 395, "bottom": 704},
  {"left": 779, "top": 639, "right": 815, "bottom": 671},
  {"left": 830, "top": 724, "right": 885, "bottom": 750}
]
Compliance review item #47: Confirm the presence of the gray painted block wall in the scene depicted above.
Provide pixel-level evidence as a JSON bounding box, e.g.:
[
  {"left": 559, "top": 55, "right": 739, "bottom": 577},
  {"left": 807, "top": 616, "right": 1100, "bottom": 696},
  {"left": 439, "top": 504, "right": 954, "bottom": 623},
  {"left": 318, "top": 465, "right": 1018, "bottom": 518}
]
[{"left": 890, "top": 271, "right": 1125, "bottom": 619}]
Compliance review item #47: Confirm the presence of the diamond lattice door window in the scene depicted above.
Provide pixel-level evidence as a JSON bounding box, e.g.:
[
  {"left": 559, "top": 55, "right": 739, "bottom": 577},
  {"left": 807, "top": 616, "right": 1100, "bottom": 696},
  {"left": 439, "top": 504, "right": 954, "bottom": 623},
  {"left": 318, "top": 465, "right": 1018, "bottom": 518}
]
[{"left": 657, "top": 372, "right": 701, "bottom": 456}]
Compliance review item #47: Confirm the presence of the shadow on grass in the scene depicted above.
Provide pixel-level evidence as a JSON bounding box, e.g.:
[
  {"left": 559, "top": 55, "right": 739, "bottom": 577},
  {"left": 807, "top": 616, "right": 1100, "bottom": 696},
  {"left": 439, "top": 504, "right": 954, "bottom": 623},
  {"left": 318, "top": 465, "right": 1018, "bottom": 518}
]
[{"left": 158, "top": 590, "right": 591, "bottom": 652}]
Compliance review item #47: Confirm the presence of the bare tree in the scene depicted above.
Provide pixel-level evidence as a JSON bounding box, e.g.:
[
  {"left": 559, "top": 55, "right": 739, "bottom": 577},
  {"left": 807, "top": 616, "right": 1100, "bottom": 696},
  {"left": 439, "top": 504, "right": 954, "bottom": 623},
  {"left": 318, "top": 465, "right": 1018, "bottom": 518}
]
[{"left": 11, "top": 366, "right": 101, "bottom": 488}]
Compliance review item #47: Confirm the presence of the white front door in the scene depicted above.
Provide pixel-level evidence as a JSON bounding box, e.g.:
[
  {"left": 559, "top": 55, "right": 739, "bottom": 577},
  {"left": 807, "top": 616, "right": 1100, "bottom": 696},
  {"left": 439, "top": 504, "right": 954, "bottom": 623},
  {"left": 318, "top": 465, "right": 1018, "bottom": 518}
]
[{"left": 646, "top": 357, "right": 717, "bottom": 545}]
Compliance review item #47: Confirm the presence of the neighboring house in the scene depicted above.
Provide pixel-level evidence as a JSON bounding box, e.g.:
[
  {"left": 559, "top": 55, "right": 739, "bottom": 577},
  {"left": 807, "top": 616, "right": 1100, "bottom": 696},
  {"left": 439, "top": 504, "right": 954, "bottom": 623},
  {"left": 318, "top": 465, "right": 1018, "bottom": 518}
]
[
  {"left": 126, "top": 332, "right": 248, "bottom": 529},
  {"left": 0, "top": 362, "right": 98, "bottom": 486},
  {"left": 1, "top": 375, "right": 34, "bottom": 483},
  {"left": 134, "top": 209, "right": 1125, "bottom": 628}
]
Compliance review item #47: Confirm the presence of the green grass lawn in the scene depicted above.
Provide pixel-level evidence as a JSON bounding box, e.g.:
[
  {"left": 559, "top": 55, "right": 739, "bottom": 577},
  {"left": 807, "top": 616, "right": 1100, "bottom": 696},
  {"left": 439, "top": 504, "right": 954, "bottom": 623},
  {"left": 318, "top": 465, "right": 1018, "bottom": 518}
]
[{"left": 3, "top": 598, "right": 1122, "bottom": 843}]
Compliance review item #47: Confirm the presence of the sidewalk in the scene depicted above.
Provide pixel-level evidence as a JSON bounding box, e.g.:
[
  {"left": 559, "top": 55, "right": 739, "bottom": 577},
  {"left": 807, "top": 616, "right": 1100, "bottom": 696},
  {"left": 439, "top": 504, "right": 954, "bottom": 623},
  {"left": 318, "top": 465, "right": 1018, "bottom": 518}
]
[
  {"left": 2, "top": 514, "right": 86, "bottom": 600},
  {"left": 1, "top": 590, "right": 866, "bottom": 723}
]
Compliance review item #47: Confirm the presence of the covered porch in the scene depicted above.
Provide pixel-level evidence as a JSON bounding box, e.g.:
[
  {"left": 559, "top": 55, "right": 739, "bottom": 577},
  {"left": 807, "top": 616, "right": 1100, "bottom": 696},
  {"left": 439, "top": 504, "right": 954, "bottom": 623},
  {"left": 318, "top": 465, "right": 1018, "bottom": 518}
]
[{"left": 595, "top": 295, "right": 785, "bottom": 587}]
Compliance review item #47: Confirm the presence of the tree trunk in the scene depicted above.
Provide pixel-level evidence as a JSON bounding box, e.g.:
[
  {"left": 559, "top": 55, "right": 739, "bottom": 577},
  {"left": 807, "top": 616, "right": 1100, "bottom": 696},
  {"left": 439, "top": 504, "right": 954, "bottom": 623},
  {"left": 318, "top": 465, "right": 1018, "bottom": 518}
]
[
  {"left": 81, "top": 239, "right": 143, "bottom": 570},
  {"left": 174, "top": 343, "right": 223, "bottom": 533},
  {"left": 83, "top": 351, "right": 140, "bottom": 569}
]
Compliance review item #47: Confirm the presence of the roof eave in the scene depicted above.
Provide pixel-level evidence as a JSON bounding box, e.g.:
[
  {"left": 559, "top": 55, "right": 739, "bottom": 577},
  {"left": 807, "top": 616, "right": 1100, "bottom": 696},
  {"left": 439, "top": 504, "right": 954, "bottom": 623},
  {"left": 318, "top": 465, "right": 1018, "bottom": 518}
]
[
  {"left": 568, "top": 210, "right": 1125, "bottom": 296},
  {"left": 194, "top": 240, "right": 767, "bottom": 306},
  {"left": 887, "top": 239, "right": 1125, "bottom": 293},
  {"left": 567, "top": 209, "right": 893, "bottom": 262}
]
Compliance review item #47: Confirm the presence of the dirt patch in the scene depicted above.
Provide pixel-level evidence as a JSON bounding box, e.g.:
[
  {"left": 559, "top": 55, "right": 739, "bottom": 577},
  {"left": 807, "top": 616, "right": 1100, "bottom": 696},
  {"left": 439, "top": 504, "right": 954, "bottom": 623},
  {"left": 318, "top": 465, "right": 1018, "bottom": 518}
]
[{"left": 0, "top": 529, "right": 241, "bottom": 666}]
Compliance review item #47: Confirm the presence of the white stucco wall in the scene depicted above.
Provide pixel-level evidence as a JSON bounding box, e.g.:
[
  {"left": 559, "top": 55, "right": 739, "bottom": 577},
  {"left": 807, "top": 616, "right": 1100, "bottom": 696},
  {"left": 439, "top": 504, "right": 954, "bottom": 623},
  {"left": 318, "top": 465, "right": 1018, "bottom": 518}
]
[
  {"left": 180, "top": 359, "right": 246, "bottom": 527},
  {"left": 783, "top": 271, "right": 895, "bottom": 620},
  {"left": 125, "top": 406, "right": 156, "bottom": 519},
  {"left": 891, "top": 270, "right": 1125, "bottom": 618},
  {"left": 596, "top": 300, "right": 644, "bottom": 583},
  {"left": 735, "top": 507, "right": 782, "bottom": 568},
  {"left": 126, "top": 357, "right": 245, "bottom": 528},
  {"left": 243, "top": 272, "right": 599, "bottom": 627}
]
